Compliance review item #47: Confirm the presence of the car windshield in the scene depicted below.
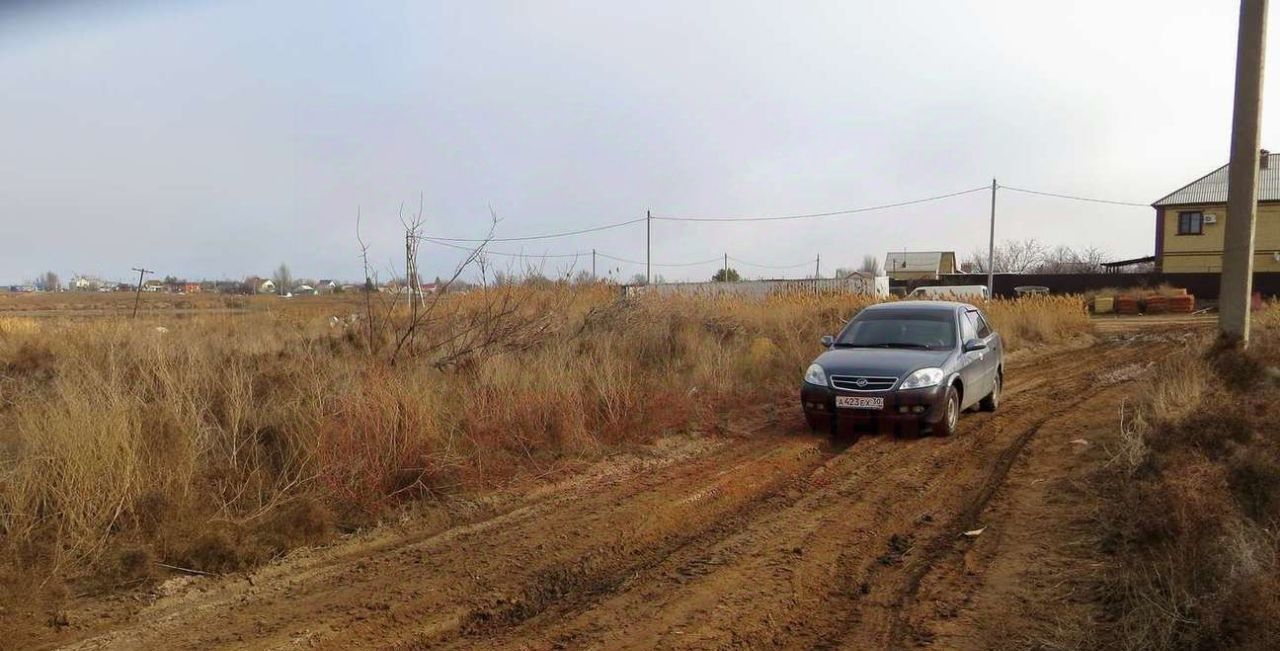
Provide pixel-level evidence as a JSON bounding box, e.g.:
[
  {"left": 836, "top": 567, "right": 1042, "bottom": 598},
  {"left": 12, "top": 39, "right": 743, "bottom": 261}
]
[{"left": 833, "top": 311, "right": 957, "bottom": 350}]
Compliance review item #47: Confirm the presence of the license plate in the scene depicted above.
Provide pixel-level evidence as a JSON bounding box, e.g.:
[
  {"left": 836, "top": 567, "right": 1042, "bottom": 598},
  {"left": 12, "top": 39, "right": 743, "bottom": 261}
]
[{"left": 835, "top": 396, "right": 884, "bottom": 410}]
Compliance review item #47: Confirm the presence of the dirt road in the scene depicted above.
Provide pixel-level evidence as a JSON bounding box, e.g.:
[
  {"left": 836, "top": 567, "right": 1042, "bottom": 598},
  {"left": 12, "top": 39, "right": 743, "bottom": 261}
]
[{"left": 36, "top": 322, "right": 1202, "bottom": 650}]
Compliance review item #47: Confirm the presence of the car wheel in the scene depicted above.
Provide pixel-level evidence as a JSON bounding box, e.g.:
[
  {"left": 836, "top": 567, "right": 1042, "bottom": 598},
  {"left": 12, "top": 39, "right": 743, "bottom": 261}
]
[
  {"left": 936, "top": 386, "right": 960, "bottom": 437},
  {"left": 980, "top": 373, "right": 1001, "bottom": 412}
]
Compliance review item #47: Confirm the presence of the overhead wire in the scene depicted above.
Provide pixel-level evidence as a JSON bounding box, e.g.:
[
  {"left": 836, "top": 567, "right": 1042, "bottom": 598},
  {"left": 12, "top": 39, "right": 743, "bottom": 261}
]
[
  {"left": 727, "top": 255, "right": 816, "bottom": 269},
  {"left": 597, "top": 252, "right": 724, "bottom": 268},
  {"left": 417, "top": 237, "right": 588, "bottom": 259},
  {"left": 419, "top": 216, "right": 647, "bottom": 243},
  {"left": 999, "top": 185, "right": 1149, "bottom": 207},
  {"left": 651, "top": 186, "right": 990, "bottom": 223}
]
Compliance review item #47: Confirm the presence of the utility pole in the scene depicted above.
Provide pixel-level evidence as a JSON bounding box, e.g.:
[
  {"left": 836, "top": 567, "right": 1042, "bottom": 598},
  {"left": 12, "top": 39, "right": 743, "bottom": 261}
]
[
  {"left": 1220, "top": 0, "right": 1268, "bottom": 346},
  {"left": 987, "top": 178, "right": 998, "bottom": 297},
  {"left": 723, "top": 253, "right": 728, "bottom": 282},
  {"left": 815, "top": 253, "right": 821, "bottom": 279},
  {"left": 592, "top": 249, "right": 597, "bottom": 280},
  {"left": 130, "top": 267, "right": 153, "bottom": 319},
  {"left": 646, "top": 210, "right": 652, "bottom": 284}
]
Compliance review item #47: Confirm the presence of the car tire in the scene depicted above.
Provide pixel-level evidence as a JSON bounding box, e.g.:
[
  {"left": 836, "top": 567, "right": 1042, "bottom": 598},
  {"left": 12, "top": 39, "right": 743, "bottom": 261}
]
[
  {"left": 980, "top": 373, "right": 1001, "bottom": 412},
  {"left": 936, "top": 386, "right": 960, "bottom": 437},
  {"left": 804, "top": 413, "right": 827, "bottom": 434}
]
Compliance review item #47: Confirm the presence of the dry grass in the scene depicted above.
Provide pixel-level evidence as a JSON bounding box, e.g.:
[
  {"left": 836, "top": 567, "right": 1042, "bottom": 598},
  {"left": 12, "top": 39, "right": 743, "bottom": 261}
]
[
  {"left": 0, "top": 288, "right": 1089, "bottom": 595},
  {"left": 1098, "top": 303, "right": 1280, "bottom": 651}
]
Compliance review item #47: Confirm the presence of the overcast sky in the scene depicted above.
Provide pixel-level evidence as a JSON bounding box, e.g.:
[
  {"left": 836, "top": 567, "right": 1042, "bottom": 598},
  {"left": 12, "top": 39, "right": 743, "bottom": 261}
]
[{"left": 2, "top": 1, "right": 1277, "bottom": 284}]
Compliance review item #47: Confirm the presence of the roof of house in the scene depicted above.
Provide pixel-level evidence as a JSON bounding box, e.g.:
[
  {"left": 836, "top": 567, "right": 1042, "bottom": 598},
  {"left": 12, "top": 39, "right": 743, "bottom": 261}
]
[
  {"left": 1153, "top": 158, "right": 1280, "bottom": 206},
  {"left": 884, "top": 251, "right": 954, "bottom": 273}
]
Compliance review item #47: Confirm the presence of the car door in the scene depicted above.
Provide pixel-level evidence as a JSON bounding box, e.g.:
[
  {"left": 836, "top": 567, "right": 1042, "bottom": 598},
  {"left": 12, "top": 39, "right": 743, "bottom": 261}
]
[
  {"left": 966, "top": 309, "right": 998, "bottom": 393},
  {"left": 973, "top": 309, "right": 1001, "bottom": 381},
  {"left": 957, "top": 309, "right": 988, "bottom": 409}
]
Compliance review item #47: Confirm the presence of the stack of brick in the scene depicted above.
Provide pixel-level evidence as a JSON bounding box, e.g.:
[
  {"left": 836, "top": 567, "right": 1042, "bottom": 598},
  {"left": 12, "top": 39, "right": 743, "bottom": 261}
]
[
  {"left": 1116, "top": 296, "right": 1140, "bottom": 315},
  {"left": 1145, "top": 295, "right": 1169, "bottom": 314},
  {"left": 1168, "top": 294, "right": 1195, "bottom": 313}
]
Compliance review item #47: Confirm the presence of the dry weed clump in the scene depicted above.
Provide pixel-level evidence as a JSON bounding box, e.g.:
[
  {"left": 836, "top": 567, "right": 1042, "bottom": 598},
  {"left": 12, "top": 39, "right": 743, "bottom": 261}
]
[
  {"left": 0, "top": 288, "right": 1092, "bottom": 598},
  {"left": 1098, "top": 305, "right": 1280, "bottom": 651}
]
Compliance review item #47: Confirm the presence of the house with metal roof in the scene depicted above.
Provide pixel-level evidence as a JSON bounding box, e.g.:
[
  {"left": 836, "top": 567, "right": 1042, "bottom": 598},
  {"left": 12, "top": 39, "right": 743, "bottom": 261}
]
[
  {"left": 883, "top": 251, "right": 957, "bottom": 281},
  {"left": 1152, "top": 149, "right": 1280, "bottom": 273}
]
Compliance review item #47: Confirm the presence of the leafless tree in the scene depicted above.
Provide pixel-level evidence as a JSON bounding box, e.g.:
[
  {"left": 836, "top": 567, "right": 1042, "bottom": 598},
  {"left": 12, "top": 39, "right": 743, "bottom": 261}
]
[
  {"left": 966, "top": 239, "right": 1049, "bottom": 273},
  {"left": 271, "top": 264, "right": 293, "bottom": 295},
  {"left": 1034, "top": 245, "right": 1109, "bottom": 273},
  {"left": 34, "top": 271, "right": 60, "bottom": 292},
  {"left": 859, "top": 255, "right": 883, "bottom": 276}
]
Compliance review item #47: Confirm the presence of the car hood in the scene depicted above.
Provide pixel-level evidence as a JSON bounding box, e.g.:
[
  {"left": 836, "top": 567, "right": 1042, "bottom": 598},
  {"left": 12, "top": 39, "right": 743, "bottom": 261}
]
[{"left": 814, "top": 347, "right": 954, "bottom": 378}]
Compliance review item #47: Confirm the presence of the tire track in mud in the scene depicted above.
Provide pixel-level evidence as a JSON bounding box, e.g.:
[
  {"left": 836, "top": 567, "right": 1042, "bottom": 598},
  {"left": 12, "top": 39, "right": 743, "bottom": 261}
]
[
  {"left": 50, "top": 334, "right": 1177, "bottom": 651},
  {"left": 436, "top": 340, "right": 1160, "bottom": 650},
  {"left": 825, "top": 340, "right": 1176, "bottom": 650}
]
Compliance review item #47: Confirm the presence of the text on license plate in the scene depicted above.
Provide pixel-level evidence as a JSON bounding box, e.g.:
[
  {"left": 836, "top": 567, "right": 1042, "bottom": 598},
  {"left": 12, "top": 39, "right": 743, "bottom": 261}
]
[{"left": 835, "top": 396, "right": 884, "bottom": 410}]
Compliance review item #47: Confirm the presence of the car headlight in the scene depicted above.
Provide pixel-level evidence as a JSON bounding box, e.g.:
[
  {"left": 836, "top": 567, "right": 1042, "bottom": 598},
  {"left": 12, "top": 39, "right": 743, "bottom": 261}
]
[
  {"left": 899, "top": 367, "right": 945, "bottom": 390},
  {"left": 803, "top": 363, "right": 828, "bottom": 386}
]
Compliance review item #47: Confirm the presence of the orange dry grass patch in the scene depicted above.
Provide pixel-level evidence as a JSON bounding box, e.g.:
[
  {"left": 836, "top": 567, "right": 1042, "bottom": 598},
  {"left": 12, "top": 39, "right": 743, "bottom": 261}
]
[{"left": 0, "top": 288, "right": 1094, "bottom": 598}]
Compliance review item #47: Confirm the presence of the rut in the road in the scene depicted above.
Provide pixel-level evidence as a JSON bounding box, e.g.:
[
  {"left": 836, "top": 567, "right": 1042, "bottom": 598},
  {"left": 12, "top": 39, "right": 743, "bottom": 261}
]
[{"left": 49, "top": 335, "right": 1178, "bottom": 651}]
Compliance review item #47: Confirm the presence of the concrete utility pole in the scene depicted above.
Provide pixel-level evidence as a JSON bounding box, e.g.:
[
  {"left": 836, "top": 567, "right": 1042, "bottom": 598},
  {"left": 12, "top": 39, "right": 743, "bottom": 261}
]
[
  {"left": 592, "top": 248, "right": 597, "bottom": 280},
  {"left": 987, "top": 178, "right": 997, "bottom": 297},
  {"left": 815, "top": 253, "right": 821, "bottom": 279},
  {"left": 646, "top": 210, "right": 652, "bottom": 284},
  {"left": 723, "top": 253, "right": 728, "bottom": 282},
  {"left": 130, "top": 267, "right": 153, "bottom": 319},
  {"left": 1220, "top": 0, "right": 1269, "bottom": 346}
]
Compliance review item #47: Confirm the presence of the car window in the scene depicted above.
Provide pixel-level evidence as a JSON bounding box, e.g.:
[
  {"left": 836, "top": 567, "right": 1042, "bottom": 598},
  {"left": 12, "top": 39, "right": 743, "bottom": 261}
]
[
  {"left": 835, "top": 311, "right": 957, "bottom": 350},
  {"left": 972, "top": 311, "right": 992, "bottom": 338},
  {"left": 961, "top": 311, "right": 978, "bottom": 341}
]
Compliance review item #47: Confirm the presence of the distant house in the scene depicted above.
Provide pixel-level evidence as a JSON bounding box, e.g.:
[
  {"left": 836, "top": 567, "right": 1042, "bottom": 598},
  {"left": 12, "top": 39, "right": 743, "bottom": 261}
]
[
  {"left": 1153, "top": 149, "right": 1280, "bottom": 273},
  {"left": 315, "top": 279, "right": 338, "bottom": 294},
  {"left": 258, "top": 279, "right": 277, "bottom": 294},
  {"left": 182, "top": 282, "right": 201, "bottom": 294},
  {"left": 142, "top": 279, "right": 164, "bottom": 292},
  {"left": 884, "top": 251, "right": 958, "bottom": 282}
]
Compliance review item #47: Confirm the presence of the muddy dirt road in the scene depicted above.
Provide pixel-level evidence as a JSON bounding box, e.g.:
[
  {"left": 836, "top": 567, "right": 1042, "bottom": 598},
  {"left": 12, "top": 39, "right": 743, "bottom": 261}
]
[{"left": 38, "top": 323, "right": 1201, "bottom": 650}]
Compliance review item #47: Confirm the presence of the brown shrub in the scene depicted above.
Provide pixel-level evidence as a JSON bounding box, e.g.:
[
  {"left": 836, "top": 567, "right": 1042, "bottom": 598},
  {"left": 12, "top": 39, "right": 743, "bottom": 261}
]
[{"left": 0, "top": 289, "right": 1092, "bottom": 598}]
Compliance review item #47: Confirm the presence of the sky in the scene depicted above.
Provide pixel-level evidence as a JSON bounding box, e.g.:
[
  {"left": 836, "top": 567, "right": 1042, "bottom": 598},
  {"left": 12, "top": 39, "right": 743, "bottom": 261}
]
[{"left": 1, "top": 0, "right": 1277, "bottom": 284}]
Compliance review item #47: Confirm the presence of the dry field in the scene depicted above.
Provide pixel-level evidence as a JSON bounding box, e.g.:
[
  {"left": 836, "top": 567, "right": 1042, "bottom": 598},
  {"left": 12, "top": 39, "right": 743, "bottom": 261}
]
[
  {"left": 1094, "top": 304, "right": 1280, "bottom": 651},
  {"left": 4, "top": 288, "right": 1246, "bottom": 649}
]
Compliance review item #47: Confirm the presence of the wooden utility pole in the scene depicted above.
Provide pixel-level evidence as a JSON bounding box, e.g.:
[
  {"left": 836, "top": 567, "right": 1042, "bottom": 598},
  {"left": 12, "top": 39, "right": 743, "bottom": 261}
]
[
  {"left": 592, "top": 249, "right": 597, "bottom": 280},
  {"left": 1219, "top": 0, "right": 1268, "bottom": 346},
  {"left": 723, "top": 253, "right": 728, "bottom": 282},
  {"left": 815, "top": 253, "right": 821, "bottom": 279},
  {"left": 130, "top": 267, "right": 153, "bottom": 319}
]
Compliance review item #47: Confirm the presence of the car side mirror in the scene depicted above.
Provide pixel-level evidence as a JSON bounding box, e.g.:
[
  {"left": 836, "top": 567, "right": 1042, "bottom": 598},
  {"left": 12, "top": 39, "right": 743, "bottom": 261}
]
[
  {"left": 963, "top": 338, "right": 987, "bottom": 352},
  {"left": 820, "top": 335, "right": 835, "bottom": 348}
]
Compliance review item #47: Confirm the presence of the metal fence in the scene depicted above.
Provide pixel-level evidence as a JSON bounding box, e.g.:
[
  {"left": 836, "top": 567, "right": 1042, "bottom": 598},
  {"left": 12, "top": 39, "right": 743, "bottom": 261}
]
[
  {"left": 621, "top": 276, "right": 889, "bottom": 299},
  {"left": 926, "top": 272, "right": 1280, "bottom": 299}
]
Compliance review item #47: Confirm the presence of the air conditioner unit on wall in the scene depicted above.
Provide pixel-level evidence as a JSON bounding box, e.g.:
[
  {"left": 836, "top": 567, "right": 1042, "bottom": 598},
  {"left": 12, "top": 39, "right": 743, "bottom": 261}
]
[{"left": 1204, "top": 214, "right": 1218, "bottom": 224}]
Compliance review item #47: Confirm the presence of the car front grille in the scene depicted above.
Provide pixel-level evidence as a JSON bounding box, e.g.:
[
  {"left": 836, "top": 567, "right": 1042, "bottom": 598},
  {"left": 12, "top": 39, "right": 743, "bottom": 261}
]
[{"left": 829, "top": 375, "right": 898, "bottom": 392}]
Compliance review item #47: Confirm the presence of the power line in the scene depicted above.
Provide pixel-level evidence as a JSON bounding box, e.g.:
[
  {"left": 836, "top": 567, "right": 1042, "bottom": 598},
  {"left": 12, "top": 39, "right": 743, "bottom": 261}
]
[
  {"left": 727, "top": 255, "right": 816, "bottom": 269},
  {"left": 419, "top": 237, "right": 720, "bottom": 267},
  {"left": 418, "top": 237, "right": 588, "bottom": 259},
  {"left": 1000, "top": 185, "right": 1149, "bottom": 207},
  {"left": 419, "top": 216, "right": 646, "bottom": 243},
  {"left": 598, "top": 252, "right": 723, "bottom": 268},
  {"left": 651, "top": 186, "right": 989, "bottom": 223}
]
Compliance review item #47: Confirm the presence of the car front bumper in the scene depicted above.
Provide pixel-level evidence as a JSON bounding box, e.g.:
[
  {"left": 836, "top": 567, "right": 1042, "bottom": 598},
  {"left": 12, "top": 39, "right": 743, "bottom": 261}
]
[{"left": 800, "top": 382, "right": 949, "bottom": 433}]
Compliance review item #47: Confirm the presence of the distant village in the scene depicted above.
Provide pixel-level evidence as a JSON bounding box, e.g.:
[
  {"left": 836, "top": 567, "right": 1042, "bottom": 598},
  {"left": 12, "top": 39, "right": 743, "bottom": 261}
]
[{"left": 6, "top": 274, "right": 444, "bottom": 297}]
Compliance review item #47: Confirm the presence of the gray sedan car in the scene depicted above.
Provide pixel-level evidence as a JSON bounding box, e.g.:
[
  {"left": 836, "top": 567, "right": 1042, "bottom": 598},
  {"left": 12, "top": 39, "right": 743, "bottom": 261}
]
[{"left": 799, "top": 301, "right": 1003, "bottom": 437}]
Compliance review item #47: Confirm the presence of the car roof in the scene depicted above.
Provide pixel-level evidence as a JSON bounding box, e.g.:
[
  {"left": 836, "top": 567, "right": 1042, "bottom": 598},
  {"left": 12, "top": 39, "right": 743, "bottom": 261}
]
[{"left": 863, "top": 300, "right": 973, "bottom": 312}]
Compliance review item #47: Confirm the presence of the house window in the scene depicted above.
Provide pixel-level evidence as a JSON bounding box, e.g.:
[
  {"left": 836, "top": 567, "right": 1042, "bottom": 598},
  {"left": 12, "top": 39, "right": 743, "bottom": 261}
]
[{"left": 1177, "top": 211, "right": 1204, "bottom": 235}]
